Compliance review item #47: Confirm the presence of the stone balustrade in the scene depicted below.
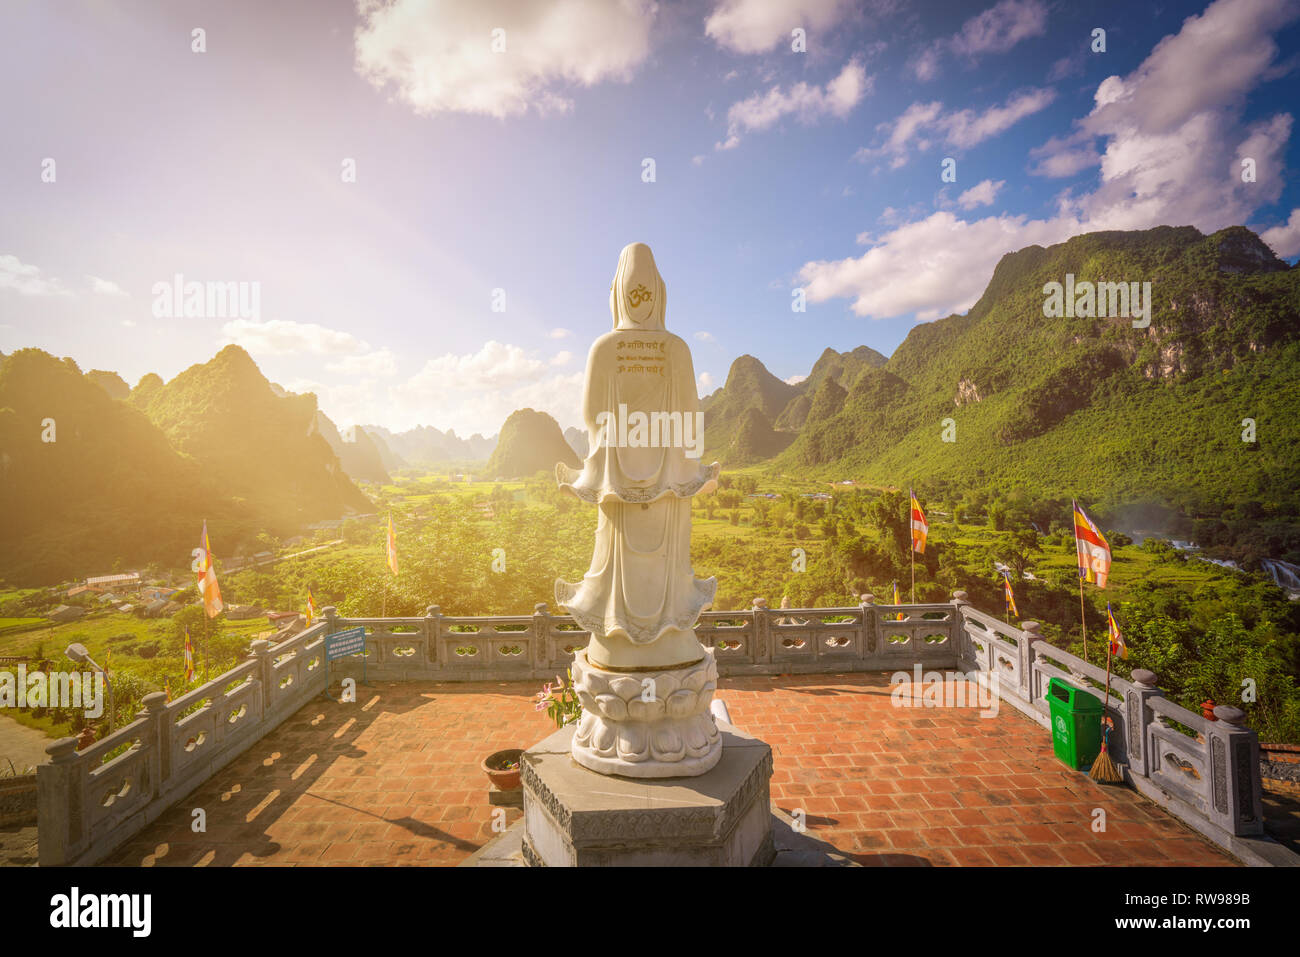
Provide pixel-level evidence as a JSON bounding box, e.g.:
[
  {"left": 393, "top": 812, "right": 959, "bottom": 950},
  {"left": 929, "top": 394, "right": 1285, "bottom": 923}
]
[{"left": 35, "top": 592, "right": 1264, "bottom": 865}]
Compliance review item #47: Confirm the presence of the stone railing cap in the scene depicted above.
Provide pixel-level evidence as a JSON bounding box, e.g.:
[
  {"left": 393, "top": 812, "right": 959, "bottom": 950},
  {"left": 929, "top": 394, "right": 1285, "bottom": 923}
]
[
  {"left": 1212, "top": 705, "right": 1247, "bottom": 726},
  {"left": 45, "top": 737, "right": 80, "bottom": 761},
  {"left": 1130, "top": 668, "right": 1158, "bottom": 687}
]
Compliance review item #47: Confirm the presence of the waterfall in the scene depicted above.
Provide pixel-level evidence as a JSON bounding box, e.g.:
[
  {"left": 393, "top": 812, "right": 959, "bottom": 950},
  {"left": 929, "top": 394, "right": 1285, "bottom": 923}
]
[{"left": 1261, "top": 558, "right": 1300, "bottom": 599}]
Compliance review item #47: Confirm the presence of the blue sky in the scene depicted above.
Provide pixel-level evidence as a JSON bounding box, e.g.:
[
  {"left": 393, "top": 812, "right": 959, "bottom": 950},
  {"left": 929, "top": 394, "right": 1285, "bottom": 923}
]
[{"left": 2, "top": 0, "right": 1298, "bottom": 436}]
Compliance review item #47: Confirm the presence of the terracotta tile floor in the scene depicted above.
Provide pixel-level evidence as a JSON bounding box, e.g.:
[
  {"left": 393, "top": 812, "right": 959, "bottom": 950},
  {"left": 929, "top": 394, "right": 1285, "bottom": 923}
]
[{"left": 104, "top": 673, "right": 1237, "bottom": 866}]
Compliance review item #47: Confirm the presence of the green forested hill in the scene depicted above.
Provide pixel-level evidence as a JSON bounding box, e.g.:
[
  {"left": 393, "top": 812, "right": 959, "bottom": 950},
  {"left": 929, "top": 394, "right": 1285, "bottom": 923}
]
[
  {"left": 483, "top": 408, "right": 580, "bottom": 478},
  {"left": 777, "top": 228, "right": 1298, "bottom": 533},
  {"left": 689, "top": 226, "right": 1298, "bottom": 562},
  {"left": 0, "top": 350, "right": 254, "bottom": 583},
  {"left": 132, "top": 345, "right": 372, "bottom": 524},
  {"left": 0, "top": 346, "right": 375, "bottom": 584}
]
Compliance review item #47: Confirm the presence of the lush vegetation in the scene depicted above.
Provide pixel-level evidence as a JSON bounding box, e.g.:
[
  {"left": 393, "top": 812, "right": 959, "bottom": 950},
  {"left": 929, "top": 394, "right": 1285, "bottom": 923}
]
[{"left": 6, "top": 466, "right": 1294, "bottom": 743}]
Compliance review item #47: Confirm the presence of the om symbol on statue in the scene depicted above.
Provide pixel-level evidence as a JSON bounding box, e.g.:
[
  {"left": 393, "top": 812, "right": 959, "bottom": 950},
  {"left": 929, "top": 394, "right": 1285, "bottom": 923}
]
[{"left": 627, "top": 283, "right": 653, "bottom": 309}]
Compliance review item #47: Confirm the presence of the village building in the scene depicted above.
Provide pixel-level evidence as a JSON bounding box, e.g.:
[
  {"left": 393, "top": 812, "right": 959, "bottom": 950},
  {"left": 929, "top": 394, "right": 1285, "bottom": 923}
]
[
  {"left": 86, "top": 572, "right": 141, "bottom": 592},
  {"left": 224, "top": 604, "right": 265, "bottom": 621},
  {"left": 47, "top": 605, "right": 86, "bottom": 622}
]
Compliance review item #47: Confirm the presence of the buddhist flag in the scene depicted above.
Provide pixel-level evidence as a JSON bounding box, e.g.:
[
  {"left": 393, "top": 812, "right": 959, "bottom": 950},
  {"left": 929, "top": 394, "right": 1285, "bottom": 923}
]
[
  {"left": 386, "top": 512, "right": 399, "bottom": 576},
  {"left": 909, "top": 489, "right": 928, "bottom": 554},
  {"left": 104, "top": 650, "right": 111, "bottom": 677},
  {"left": 194, "top": 520, "right": 223, "bottom": 617},
  {"left": 1003, "top": 573, "right": 1019, "bottom": 618},
  {"left": 164, "top": 679, "right": 172, "bottom": 703},
  {"left": 306, "top": 588, "right": 319, "bottom": 627},
  {"left": 892, "top": 580, "right": 900, "bottom": 606},
  {"left": 1072, "top": 500, "right": 1111, "bottom": 588},
  {"left": 1107, "top": 603, "right": 1128, "bottom": 659},
  {"left": 183, "top": 629, "right": 196, "bottom": 684}
]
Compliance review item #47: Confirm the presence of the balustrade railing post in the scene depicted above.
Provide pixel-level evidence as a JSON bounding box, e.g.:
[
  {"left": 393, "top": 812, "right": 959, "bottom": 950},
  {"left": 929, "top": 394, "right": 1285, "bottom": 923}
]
[
  {"left": 1207, "top": 705, "right": 1264, "bottom": 836},
  {"left": 1126, "top": 668, "right": 1162, "bottom": 778},
  {"left": 425, "top": 605, "right": 443, "bottom": 673},
  {"left": 751, "top": 597, "right": 769, "bottom": 665},
  {"left": 37, "top": 737, "right": 82, "bottom": 866},
  {"left": 250, "top": 639, "right": 275, "bottom": 715},
  {"left": 1019, "top": 621, "right": 1042, "bottom": 699},
  {"left": 139, "top": 691, "right": 169, "bottom": 795},
  {"left": 533, "top": 602, "right": 550, "bottom": 672},
  {"left": 322, "top": 605, "right": 339, "bottom": 636},
  {"left": 860, "top": 594, "right": 876, "bottom": 657},
  {"left": 950, "top": 591, "right": 969, "bottom": 667}
]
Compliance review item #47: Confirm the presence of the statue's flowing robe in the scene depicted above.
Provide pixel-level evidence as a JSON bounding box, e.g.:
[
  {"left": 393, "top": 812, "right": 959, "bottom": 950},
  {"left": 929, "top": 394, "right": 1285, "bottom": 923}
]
[{"left": 555, "top": 332, "right": 718, "bottom": 645}]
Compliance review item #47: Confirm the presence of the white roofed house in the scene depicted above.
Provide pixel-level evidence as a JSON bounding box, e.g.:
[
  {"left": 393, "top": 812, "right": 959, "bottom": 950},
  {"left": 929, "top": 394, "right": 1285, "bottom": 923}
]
[{"left": 86, "top": 572, "right": 142, "bottom": 593}]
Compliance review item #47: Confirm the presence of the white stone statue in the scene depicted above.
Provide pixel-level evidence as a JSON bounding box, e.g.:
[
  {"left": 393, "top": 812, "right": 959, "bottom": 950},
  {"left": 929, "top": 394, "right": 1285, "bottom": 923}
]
[{"left": 555, "top": 242, "right": 723, "bottom": 777}]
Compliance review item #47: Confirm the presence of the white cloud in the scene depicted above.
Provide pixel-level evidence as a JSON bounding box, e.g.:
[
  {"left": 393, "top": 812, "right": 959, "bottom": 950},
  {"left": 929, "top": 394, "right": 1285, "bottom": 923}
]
[
  {"left": 784, "top": 374, "right": 807, "bottom": 385},
  {"left": 221, "top": 318, "right": 369, "bottom": 356},
  {"left": 326, "top": 349, "right": 399, "bottom": 377},
  {"left": 717, "top": 58, "right": 870, "bottom": 150},
  {"left": 0, "top": 255, "right": 71, "bottom": 296},
  {"left": 950, "top": 0, "right": 1048, "bottom": 57},
  {"left": 705, "top": 0, "right": 855, "bottom": 54},
  {"left": 694, "top": 331, "right": 715, "bottom": 342},
  {"left": 798, "top": 211, "right": 1077, "bottom": 321},
  {"left": 697, "top": 371, "right": 715, "bottom": 394},
  {"left": 804, "top": 0, "right": 1300, "bottom": 324},
  {"left": 353, "top": 0, "right": 657, "bottom": 119},
  {"left": 87, "top": 275, "right": 128, "bottom": 296},
  {"left": 396, "top": 340, "right": 546, "bottom": 397},
  {"left": 1028, "top": 130, "right": 1101, "bottom": 177},
  {"left": 912, "top": 0, "right": 1048, "bottom": 80},
  {"left": 858, "top": 88, "right": 1054, "bottom": 167},
  {"left": 1261, "top": 208, "right": 1300, "bottom": 258},
  {"left": 550, "top": 350, "right": 574, "bottom": 366},
  {"left": 1052, "top": 0, "right": 1297, "bottom": 232},
  {"left": 391, "top": 343, "right": 583, "bottom": 434},
  {"left": 547, "top": 327, "right": 573, "bottom": 339},
  {"left": 1047, "top": 55, "right": 1083, "bottom": 83},
  {"left": 957, "top": 178, "right": 1005, "bottom": 209},
  {"left": 942, "top": 88, "right": 1056, "bottom": 148}
]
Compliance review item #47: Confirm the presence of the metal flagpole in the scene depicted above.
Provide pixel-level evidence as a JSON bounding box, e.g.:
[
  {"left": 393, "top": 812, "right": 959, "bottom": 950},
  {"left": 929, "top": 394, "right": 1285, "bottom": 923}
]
[{"left": 1078, "top": 572, "right": 1088, "bottom": 661}]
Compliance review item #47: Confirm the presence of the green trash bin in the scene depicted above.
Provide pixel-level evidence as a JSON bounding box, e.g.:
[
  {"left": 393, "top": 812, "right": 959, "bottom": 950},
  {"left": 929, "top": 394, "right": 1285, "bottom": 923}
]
[{"left": 1045, "top": 677, "right": 1103, "bottom": 770}]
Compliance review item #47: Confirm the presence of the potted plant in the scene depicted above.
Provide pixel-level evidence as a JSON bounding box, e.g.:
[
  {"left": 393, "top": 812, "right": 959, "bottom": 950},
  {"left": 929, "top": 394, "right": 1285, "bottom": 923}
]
[{"left": 481, "top": 749, "right": 524, "bottom": 791}]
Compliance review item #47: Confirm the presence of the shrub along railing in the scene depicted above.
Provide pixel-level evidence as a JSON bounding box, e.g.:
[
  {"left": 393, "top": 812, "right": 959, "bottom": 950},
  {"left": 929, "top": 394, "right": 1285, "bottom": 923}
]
[{"left": 37, "top": 591, "right": 1264, "bottom": 865}]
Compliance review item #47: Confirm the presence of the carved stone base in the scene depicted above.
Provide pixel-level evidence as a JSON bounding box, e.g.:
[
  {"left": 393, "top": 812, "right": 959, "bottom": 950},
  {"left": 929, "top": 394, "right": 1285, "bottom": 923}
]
[
  {"left": 521, "top": 722, "right": 774, "bottom": 866},
  {"left": 570, "top": 647, "right": 722, "bottom": 778}
]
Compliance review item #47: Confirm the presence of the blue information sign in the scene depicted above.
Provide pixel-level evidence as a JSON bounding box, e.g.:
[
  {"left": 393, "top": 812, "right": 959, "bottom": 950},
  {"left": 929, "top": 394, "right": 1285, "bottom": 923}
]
[{"left": 325, "top": 626, "right": 366, "bottom": 662}]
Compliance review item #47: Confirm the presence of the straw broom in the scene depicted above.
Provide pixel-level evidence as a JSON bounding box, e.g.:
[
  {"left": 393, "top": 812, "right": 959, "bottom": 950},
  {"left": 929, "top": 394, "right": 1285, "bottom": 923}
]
[{"left": 1089, "top": 608, "right": 1123, "bottom": 784}]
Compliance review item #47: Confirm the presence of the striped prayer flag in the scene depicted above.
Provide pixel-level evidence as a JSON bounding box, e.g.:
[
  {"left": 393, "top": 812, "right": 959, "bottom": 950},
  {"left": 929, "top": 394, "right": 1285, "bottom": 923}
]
[
  {"left": 386, "top": 513, "right": 399, "bottom": 576},
  {"left": 164, "top": 679, "right": 172, "bottom": 703},
  {"left": 194, "top": 520, "right": 224, "bottom": 617},
  {"left": 184, "top": 629, "right": 195, "bottom": 684},
  {"left": 1107, "top": 603, "right": 1128, "bottom": 659},
  {"left": 1004, "top": 573, "right": 1019, "bottom": 618},
  {"left": 306, "top": 588, "right": 319, "bottom": 627},
  {"left": 909, "top": 489, "right": 928, "bottom": 554},
  {"left": 1072, "top": 500, "right": 1111, "bottom": 588}
]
